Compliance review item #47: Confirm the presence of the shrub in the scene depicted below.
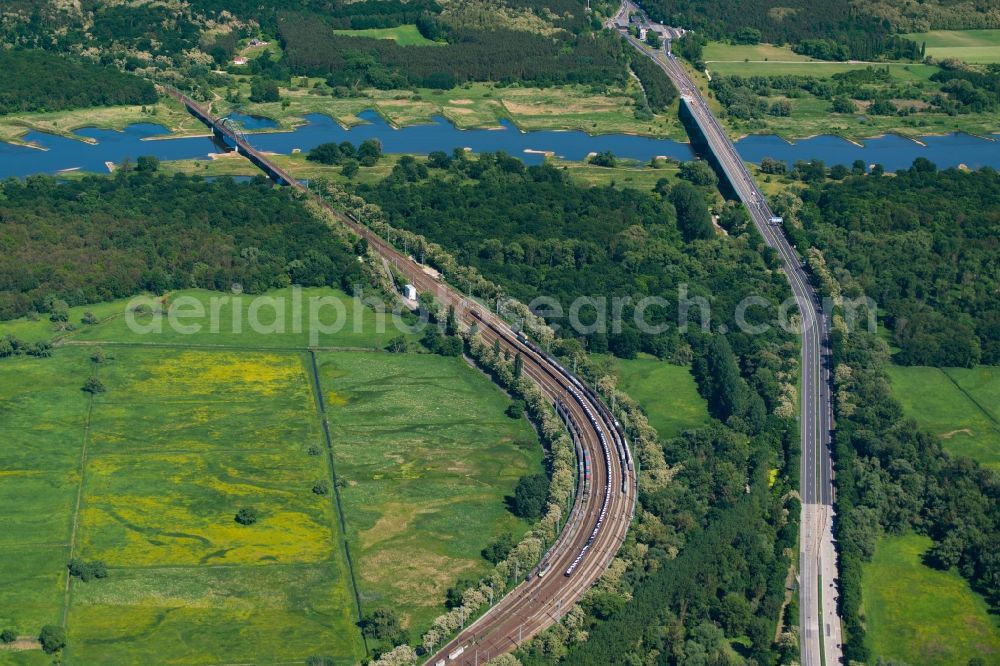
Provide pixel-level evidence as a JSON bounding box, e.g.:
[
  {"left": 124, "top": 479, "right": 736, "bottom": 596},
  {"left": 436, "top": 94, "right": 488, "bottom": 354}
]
[
  {"left": 312, "top": 480, "right": 330, "bottom": 496},
  {"left": 385, "top": 336, "right": 408, "bottom": 353},
  {"left": 505, "top": 400, "right": 525, "bottom": 419},
  {"left": 67, "top": 558, "right": 108, "bottom": 582},
  {"left": 589, "top": 150, "right": 617, "bottom": 168},
  {"left": 38, "top": 625, "right": 66, "bottom": 654},
  {"left": 360, "top": 608, "right": 407, "bottom": 644},
  {"left": 510, "top": 473, "right": 549, "bottom": 519},
  {"left": 481, "top": 533, "right": 515, "bottom": 564},
  {"left": 82, "top": 377, "right": 106, "bottom": 394},
  {"left": 0, "top": 629, "right": 16, "bottom": 644},
  {"left": 235, "top": 507, "right": 258, "bottom": 525}
]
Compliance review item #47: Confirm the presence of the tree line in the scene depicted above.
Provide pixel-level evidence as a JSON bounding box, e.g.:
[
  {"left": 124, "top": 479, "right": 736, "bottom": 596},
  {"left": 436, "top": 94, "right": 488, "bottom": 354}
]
[
  {"left": 0, "top": 171, "right": 363, "bottom": 321},
  {"left": 628, "top": 47, "right": 678, "bottom": 114}
]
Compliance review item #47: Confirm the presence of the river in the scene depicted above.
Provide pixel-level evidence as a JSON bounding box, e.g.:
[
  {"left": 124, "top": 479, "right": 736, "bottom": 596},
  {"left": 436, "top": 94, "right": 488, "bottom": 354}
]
[{"left": 0, "top": 109, "right": 997, "bottom": 179}]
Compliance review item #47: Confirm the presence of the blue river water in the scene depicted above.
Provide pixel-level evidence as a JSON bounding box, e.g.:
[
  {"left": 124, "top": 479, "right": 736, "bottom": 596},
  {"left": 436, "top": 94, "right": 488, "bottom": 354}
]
[{"left": 1, "top": 109, "right": 997, "bottom": 179}]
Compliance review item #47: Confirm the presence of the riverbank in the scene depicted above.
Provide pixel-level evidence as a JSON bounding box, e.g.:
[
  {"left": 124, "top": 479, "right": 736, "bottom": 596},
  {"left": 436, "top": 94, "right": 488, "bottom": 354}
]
[
  {"left": 218, "top": 78, "right": 690, "bottom": 141},
  {"left": 3, "top": 77, "right": 996, "bottom": 151}
]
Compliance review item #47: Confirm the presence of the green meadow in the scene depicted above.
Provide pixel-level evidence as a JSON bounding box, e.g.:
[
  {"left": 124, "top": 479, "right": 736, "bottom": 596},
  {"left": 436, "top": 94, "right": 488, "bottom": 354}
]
[
  {"left": 65, "top": 287, "right": 417, "bottom": 350},
  {"left": 887, "top": 364, "right": 1000, "bottom": 470},
  {"left": 903, "top": 29, "right": 1000, "bottom": 64},
  {"left": 613, "top": 356, "right": 710, "bottom": 439},
  {"left": 319, "top": 352, "right": 542, "bottom": 632},
  {"left": 863, "top": 533, "right": 1000, "bottom": 665},
  {"left": 0, "top": 289, "right": 542, "bottom": 662},
  {"left": 332, "top": 24, "right": 444, "bottom": 47}
]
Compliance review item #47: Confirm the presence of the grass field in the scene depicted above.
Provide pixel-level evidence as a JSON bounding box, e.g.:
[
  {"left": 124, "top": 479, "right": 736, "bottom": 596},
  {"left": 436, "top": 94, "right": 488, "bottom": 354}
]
[
  {"left": 613, "top": 356, "right": 710, "bottom": 439},
  {"left": 332, "top": 24, "right": 443, "bottom": 47},
  {"left": 319, "top": 352, "right": 542, "bottom": 632},
  {"left": 703, "top": 42, "right": 815, "bottom": 64},
  {"left": 863, "top": 533, "right": 1000, "bottom": 665},
  {"left": 886, "top": 364, "right": 1000, "bottom": 469},
  {"left": 0, "top": 287, "right": 418, "bottom": 351},
  {"left": 904, "top": 29, "right": 1000, "bottom": 64},
  {"left": 0, "top": 350, "right": 92, "bottom": 639},
  {"left": 550, "top": 157, "right": 681, "bottom": 190},
  {"left": 0, "top": 289, "right": 543, "bottom": 662}
]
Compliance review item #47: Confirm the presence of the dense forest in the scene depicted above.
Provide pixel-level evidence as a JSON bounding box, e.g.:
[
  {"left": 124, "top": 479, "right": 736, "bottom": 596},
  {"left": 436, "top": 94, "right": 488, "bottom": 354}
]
[
  {"left": 629, "top": 48, "right": 678, "bottom": 113},
  {"left": 793, "top": 162, "right": 1000, "bottom": 366},
  {"left": 830, "top": 328, "right": 1000, "bottom": 661},
  {"left": 355, "top": 152, "right": 791, "bottom": 359},
  {"left": 278, "top": 13, "right": 626, "bottom": 89},
  {"left": 348, "top": 153, "right": 803, "bottom": 663},
  {"left": 0, "top": 171, "right": 363, "bottom": 320},
  {"left": 0, "top": 50, "right": 156, "bottom": 114}
]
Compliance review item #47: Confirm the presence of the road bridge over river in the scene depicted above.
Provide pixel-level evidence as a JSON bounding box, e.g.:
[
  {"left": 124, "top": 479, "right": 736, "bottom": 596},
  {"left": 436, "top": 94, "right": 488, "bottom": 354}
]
[{"left": 614, "top": 13, "right": 843, "bottom": 664}]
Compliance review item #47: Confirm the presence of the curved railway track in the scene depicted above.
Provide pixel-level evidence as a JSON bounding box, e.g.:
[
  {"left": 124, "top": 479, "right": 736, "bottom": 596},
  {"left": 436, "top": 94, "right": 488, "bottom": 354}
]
[
  {"left": 348, "top": 220, "right": 636, "bottom": 666},
  {"left": 163, "top": 88, "right": 639, "bottom": 666}
]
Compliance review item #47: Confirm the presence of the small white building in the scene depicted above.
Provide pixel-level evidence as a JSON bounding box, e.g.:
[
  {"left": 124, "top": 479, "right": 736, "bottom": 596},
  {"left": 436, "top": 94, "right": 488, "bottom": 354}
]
[
  {"left": 232, "top": 56, "right": 248, "bottom": 66},
  {"left": 403, "top": 284, "right": 418, "bottom": 301}
]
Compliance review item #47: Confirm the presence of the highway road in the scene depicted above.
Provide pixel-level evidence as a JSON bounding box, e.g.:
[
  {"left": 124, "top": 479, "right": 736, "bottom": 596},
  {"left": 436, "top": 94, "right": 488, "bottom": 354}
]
[
  {"left": 615, "top": 12, "right": 843, "bottom": 665},
  {"left": 165, "top": 88, "right": 638, "bottom": 666}
]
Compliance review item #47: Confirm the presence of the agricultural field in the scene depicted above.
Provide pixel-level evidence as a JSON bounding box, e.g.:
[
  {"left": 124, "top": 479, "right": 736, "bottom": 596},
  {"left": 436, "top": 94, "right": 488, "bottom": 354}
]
[
  {"left": 862, "top": 533, "right": 1000, "bottom": 665},
  {"left": 903, "top": 29, "right": 1000, "bottom": 64},
  {"left": 65, "top": 347, "right": 363, "bottom": 665},
  {"left": 886, "top": 364, "right": 1000, "bottom": 470},
  {"left": 332, "top": 24, "right": 444, "bottom": 47},
  {"left": 613, "top": 356, "right": 710, "bottom": 439},
  {"left": 0, "top": 289, "right": 542, "bottom": 662},
  {"left": 318, "top": 352, "right": 542, "bottom": 632}
]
